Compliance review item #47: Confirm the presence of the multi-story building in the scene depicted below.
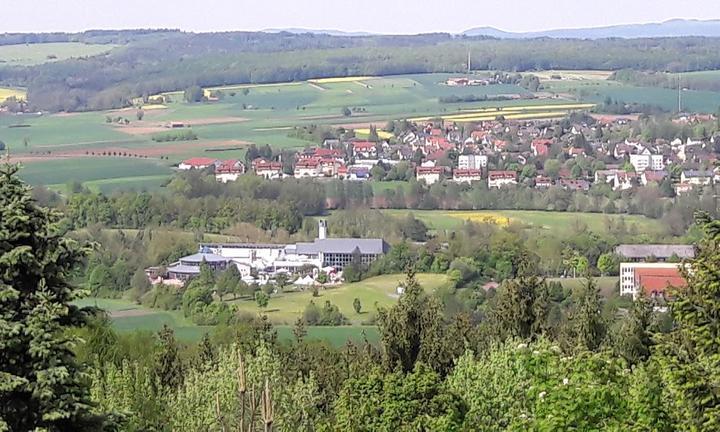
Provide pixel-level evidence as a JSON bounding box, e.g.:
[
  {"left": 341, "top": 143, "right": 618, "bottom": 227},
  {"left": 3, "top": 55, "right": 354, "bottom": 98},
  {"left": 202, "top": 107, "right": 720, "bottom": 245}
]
[
  {"left": 458, "top": 154, "right": 488, "bottom": 170},
  {"left": 416, "top": 166, "right": 443, "bottom": 185},
  {"left": 214, "top": 159, "right": 246, "bottom": 183},
  {"left": 620, "top": 262, "right": 687, "bottom": 299},
  {"left": 488, "top": 170, "right": 517, "bottom": 188},
  {"left": 452, "top": 168, "right": 482, "bottom": 184}
]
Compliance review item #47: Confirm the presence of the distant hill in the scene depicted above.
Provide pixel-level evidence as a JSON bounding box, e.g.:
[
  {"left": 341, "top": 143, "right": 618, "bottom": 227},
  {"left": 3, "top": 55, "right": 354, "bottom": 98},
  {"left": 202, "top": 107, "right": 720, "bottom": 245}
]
[
  {"left": 262, "top": 28, "right": 375, "bottom": 37},
  {"left": 463, "top": 19, "right": 720, "bottom": 39}
]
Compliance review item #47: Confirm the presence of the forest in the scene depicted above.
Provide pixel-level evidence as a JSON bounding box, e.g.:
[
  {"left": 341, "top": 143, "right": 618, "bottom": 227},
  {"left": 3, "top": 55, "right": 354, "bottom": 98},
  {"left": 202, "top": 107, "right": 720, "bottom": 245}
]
[
  {"left": 3, "top": 163, "right": 720, "bottom": 431},
  {"left": 4, "top": 31, "right": 720, "bottom": 111}
]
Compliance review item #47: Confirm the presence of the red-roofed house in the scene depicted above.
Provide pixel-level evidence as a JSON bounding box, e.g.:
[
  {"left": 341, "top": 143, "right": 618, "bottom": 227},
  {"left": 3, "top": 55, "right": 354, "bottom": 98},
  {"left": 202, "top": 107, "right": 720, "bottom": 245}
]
[
  {"left": 352, "top": 141, "right": 378, "bottom": 159},
  {"left": 488, "top": 171, "right": 517, "bottom": 188},
  {"left": 534, "top": 175, "right": 552, "bottom": 188},
  {"left": 493, "top": 140, "right": 509, "bottom": 152},
  {"left": 254, "top": 160, "right": 283, "bottom": 179},
  {"left": 178, "top": 157, "right": 219, "bottom": 170},
  {"left": 531, "top": 139, "right": 553, "bottom": 157},
  {"left": 214, "top": 160, "right": 246, "bottom": 183},
  {"left": 294, "top": 159, "right": 321, "bottom": 178},
  {"left": 452, "top": 169, "right": 482, "bottom": 184},
  {"left": 416, "top": 166, "right": 443, "bottom": 185}
]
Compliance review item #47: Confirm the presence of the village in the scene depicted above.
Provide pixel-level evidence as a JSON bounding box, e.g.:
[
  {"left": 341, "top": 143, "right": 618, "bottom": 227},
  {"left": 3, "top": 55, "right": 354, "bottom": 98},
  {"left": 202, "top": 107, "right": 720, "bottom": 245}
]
[{"left": 177, "top": 112, "right": 720, "bottom": 196}]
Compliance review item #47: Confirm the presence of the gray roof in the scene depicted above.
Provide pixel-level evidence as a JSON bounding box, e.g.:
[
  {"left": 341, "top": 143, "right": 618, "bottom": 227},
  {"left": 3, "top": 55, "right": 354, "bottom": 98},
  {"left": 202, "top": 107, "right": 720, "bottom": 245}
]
[
  {"left": 167, "top": 264, "right": 201, "bottom": 274},
  {"left": 296, "top": 238, "right": 388, "bottom": 255},
  {"left": 615, "top": 244, "right": 695, "bottom": 259},
  {"left": 179, "top": 252, "right": 229, "bottom": 264}
]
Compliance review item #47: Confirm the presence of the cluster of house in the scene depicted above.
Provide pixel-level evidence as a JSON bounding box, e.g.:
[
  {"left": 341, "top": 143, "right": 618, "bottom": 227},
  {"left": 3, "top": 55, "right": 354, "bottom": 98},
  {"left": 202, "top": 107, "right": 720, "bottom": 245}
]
[
  {"left": 616, "top": 244, "right": 693, "bottom": 301},
  {"left": 410, "top": 117, "right": 720, "bottom": 194},
  {"left": 146, "top": 220, "right": 389, "bottom": 287},
  {"left": 177, "top": 113, "right": 719, "bottom": 195}
]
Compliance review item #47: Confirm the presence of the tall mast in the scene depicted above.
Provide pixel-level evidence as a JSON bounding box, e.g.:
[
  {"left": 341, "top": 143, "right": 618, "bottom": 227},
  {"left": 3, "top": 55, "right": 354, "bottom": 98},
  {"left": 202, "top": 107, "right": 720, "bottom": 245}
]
[{"left": 678, "top": 73, "right": 682, "bottom": 113}]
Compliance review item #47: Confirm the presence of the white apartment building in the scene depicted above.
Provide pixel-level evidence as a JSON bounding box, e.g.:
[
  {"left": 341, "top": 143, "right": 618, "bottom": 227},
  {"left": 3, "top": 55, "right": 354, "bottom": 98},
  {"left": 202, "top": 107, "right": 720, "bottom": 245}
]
[
  {"left": 458, "top": 154, "right": 488, "bottom": 170},
  {"left": 629, "top": 150, "right": 664, "bottom": 173}
]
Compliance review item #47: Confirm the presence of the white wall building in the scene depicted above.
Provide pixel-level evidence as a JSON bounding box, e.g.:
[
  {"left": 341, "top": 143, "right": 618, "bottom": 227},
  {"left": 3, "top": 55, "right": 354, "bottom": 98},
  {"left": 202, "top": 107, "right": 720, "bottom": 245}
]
[
  {"left": 620, "top": 262, "right": 684, "bottom": 299},
  {"left": 458, "top": 154, "right": 488, "bottom": 170}
]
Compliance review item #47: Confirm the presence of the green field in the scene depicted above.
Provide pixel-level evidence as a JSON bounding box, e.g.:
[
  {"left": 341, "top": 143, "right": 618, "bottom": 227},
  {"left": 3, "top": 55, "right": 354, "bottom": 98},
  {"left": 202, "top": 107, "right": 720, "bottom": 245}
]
[
  {"left": 382, "top": 209, "right": 665, "bottom": 235},
  {"left": 17, "top": 158, "right": 173, "bottom": 186},
  {"left": 0, "top": 42, "right": 116, "bottom": 66},
  {"left": 229, "top": 273, "right": 449, "bottom": 325},
  {"left": 72, "top": 273, "right": 447, "bottom": 344}
]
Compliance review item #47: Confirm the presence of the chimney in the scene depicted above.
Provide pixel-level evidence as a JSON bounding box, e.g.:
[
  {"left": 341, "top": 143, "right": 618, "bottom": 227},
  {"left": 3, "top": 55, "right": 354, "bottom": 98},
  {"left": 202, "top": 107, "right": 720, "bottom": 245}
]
[{"left": 318, "top": 219, "right": 327, "bottom": 240}]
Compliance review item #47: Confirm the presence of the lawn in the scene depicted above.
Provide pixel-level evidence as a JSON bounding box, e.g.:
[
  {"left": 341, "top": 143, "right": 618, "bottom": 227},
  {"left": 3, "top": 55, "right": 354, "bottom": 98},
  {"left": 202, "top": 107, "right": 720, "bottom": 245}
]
[
  {"left": 229, "top": 273, "right": 450, "bottom": 325},
  {"left": 72, "top": 273, "right": 446, "bottom": 344},
  {"left": 0, "top": 42, "right": 116, "bottom": 66},
  {"left": 382, "top": 209, "right": 665, "bottom": 235}
]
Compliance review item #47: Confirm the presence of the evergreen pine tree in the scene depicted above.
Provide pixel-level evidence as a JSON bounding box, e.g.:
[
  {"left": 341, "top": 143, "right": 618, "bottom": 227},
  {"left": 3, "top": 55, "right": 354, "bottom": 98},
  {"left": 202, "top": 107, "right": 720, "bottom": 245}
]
[
  {"left": 153, "top": 325, "right": 184, "bottom": 389},
  {"left": 0, "top": 164, "right": 113, "bottom": 430}
]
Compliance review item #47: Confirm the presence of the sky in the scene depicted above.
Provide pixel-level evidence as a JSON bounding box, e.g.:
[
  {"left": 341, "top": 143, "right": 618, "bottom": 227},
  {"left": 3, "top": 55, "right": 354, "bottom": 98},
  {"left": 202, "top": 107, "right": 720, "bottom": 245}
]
[{"left": 5, "top": 0, "right": 720, "bottom": 34}]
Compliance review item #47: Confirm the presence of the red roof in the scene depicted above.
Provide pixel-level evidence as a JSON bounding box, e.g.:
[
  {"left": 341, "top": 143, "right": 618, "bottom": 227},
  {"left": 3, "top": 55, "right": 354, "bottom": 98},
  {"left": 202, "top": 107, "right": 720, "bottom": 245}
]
[
  {"left": 426, "top": 150, "right": 446, "bottom": 161},
  {"left": 314, "top": 148, "right": 343, "bottom": 157},
  {"left": 635, "top": 268, "right": 687, "bottom": 296},
  {"left": 181, "top": 157, "right": 217, "bottom": 167},
  {"left": 531, "top": 139, "right": 552, "bottom": 156},
  {"left": 296, "top": 159, "right": 319, "bottom": 168},
  {"left": 488, "top": 170, "right": 516, "bottom": 180},
  {"left": 453, "top": 169, "right": 482, "bottom": 177},
  {"left": 255, "top": 161, "right": 282, "bottom": 171},
  {"left": 417, "top": 166, "right": 443, "bottom": 175},
  {"left": 215, "top": 159, "right": 244, "bottom": 174}
]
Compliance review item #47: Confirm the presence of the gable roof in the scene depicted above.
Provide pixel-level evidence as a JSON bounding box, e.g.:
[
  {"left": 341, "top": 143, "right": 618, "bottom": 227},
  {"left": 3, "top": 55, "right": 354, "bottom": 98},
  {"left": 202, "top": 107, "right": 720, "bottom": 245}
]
[{"left": 615, "top": 244, "right": 695, "bottom": 260}]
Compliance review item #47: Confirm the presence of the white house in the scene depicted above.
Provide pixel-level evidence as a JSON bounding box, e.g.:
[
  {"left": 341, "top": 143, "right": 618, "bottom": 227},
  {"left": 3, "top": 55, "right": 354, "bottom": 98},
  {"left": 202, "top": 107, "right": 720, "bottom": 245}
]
[
  {"left": 294, "top": 159, "right": 321, "bottom": 178},
  {"left": 452, "top": 169, "right": 482, "bottom": 184},
  {"left": 681, "top": 170, "right": 713, "bottom": 186},
  {"left": 254, "top": 161, "right": 283, "bottom": 179},
  {"left": 487, "top": 171, "right": 517, "bottom": 188},
  {"left": 214, "top": 160, "right": 246, "bottom": 183},
  {"left": 458, "top": 154, "right": 488, "bottom": 170},
  {"left": 416, "top": 166, "right": 443, "bottom": 185}
]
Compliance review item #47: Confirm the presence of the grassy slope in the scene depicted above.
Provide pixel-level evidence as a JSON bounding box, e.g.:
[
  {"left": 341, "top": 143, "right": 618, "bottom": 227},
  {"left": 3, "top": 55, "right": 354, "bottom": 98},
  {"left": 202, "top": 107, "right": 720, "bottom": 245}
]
[{"left": 229, "top": 273, "right": 449, "bottom": 325}]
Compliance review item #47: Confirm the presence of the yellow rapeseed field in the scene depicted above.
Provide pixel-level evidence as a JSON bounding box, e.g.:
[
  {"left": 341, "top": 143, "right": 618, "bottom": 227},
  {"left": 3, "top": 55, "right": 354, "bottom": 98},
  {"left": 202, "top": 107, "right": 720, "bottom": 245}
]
[
  {"left": 445, "top": 211, "right": 512, "bottom": 226},
  {"left": 0, "top": 87, "right": 26, "bottom": 101},
  {"left": 354, "top": 128, "right": 394, "bottom": 140},
  {"left": 409, "top": 102, "right": 594, "bottom": 122},
  {"left": 308, "top": 76, "right": 375, "bottom": 84}
]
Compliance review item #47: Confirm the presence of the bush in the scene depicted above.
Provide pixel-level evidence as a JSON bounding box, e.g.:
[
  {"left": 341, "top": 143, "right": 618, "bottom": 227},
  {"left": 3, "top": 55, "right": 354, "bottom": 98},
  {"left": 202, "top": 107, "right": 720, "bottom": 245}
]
[{"left": 152, "top": 129, "right": 198, "bottom": 142}]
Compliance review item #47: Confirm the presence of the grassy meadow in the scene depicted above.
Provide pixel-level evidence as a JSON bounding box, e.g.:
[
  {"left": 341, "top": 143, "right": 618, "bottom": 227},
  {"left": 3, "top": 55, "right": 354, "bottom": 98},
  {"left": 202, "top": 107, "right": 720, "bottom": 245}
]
[
  {"left": 73, "top": 273, "right": 448, "bottom": 344},
  {"left": 382, "top": 209, "right": 665, "bottom": 235}
]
